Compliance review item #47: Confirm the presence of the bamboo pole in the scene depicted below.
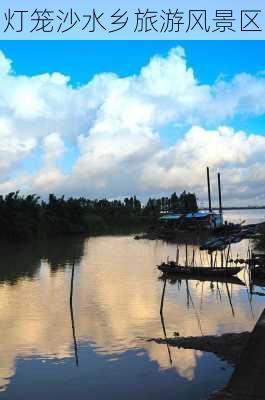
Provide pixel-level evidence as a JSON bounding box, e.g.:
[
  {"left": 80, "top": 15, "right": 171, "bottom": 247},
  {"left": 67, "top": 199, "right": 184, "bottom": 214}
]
[{"left": 207, "top": 167, "right": 212, "bottom": 212}]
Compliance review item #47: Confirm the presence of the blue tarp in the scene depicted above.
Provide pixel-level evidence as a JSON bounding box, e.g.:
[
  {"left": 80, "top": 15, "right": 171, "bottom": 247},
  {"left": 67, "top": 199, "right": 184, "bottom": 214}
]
[
  {"left": 160, "top": 211, "right": 220, "bottom": 220},
  {"left": 186, "top": 211, "right": 211, "bottom": 218}
]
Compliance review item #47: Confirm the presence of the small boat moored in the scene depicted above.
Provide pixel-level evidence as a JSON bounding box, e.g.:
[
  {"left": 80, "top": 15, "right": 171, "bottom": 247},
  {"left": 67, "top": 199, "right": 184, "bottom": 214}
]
[
  {"left": 157, "top": 262, "right": 242, "bottom": 277},
  {"left": 159, "top": 273, "right": 245, "bottom": 286}
]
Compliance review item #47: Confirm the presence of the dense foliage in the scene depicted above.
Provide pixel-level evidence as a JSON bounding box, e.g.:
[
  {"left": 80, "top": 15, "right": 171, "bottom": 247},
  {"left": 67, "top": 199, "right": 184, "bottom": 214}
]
[{"left": 0, "top": 191, "right": 198, "bottom": 240}]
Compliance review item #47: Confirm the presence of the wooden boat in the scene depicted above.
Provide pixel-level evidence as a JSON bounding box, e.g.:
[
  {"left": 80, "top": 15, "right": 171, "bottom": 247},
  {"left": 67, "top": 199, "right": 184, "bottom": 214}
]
[
  {"left": 159, "top": 274, "right": 245, "bottom": 286},
  {"left": 157, "top": 262, "right": 242, "bottom": 277}
]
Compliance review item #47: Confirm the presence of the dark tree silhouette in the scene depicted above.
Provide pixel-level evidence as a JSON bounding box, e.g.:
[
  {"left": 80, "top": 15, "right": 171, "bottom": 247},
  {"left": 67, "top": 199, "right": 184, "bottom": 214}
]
[{"left": 0, "top": 190, "right": 198, "bottom": 241}]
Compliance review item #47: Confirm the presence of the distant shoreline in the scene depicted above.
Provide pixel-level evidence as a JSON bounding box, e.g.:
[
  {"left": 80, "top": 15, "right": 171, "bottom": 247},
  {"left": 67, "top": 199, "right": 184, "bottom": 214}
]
[{"left": 201, "top": 207, "right": 265, "bottom": 211}]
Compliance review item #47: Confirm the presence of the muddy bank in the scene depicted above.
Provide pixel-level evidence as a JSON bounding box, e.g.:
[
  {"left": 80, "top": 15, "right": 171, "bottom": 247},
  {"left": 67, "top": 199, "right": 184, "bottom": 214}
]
[
  {"left": 148, "top": 331, "right": 250, "bottom": 366},
  {"left": 148, "top": 332, "right": 250, "bottom": 399},
  {"left": 148, "top": 332, "right": 250, "bottom": 366},
  {"left": 135, "top": 221, "right": 265, "bottom": 247},
  {"left": 134, "top": 229, "right": 211, "bottom": 244}
]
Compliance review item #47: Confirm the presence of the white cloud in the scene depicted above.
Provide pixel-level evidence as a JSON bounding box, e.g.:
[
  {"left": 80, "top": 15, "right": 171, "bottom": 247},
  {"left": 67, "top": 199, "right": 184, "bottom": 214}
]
[
  {"left": 31, "top": 132, "right": 66, "bottom": 193},
  {"left": 0, "top": 117, "right": 36, "bottom": 177},
  {"left": 33, "top": 168, "right": 66, "bottom": 193},
  {"left": 0, "top": 46, "right": 264, "bottom": 203},
  {"left": 141, "top": 126, "right": 265, "bottom": 203},
  {"left": 42, "top": 132, "right": 65, "bottom": 166},
  {"left": 211, "top": 73, "right": 265, "bottom": 119},
  {"left": 0, "top": 51, "right": 11, "bottom": 76}
]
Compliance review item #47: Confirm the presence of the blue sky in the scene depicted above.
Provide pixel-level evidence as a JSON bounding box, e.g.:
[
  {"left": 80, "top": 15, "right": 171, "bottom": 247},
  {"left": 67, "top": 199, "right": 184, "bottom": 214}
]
[
  {"left": 0, "top": 41, "right": 265, "bottom": 205},
  {"left": 1, "top": 41, "right": 264, "bottom": 84},
  {"left": 3, "top": 40, "right": 265, "bottom": 136}
]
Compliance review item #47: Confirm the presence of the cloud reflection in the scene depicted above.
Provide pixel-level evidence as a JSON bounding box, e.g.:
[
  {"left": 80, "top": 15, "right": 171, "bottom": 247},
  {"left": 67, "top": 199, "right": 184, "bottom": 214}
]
[{"left": 0, "top": 235, "right": 263, "bottom": 391}]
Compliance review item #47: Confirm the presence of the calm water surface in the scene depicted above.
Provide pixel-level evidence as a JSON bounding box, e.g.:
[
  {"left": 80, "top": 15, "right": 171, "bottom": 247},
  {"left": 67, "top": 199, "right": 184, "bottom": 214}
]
[{"left": 0, "top": 210, "right": 265, "bottom": 400}]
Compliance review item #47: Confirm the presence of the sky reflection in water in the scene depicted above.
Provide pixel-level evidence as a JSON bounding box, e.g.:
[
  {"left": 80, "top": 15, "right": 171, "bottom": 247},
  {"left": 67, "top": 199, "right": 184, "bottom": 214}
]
[{"left": 0, "top": 210, "right": 264, "bottom": 400}]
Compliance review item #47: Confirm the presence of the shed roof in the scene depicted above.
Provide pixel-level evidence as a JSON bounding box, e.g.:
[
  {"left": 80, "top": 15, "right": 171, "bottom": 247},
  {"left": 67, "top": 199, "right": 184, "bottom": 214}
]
[
  {"left": 160, "top": 211, "right": 221, "bottom": 221},
  {"left": 186, "top": 211, "right": 211, "bottom": 218}
]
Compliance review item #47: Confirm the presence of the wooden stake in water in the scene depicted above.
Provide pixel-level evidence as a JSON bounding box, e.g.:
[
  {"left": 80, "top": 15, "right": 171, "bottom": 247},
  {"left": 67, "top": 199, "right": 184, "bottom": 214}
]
[
  {"left": 210, "top": 253, "right": 213, "bottom": 268},
  {"left": 214, "top": 251, "right": 217, "bottom": 268},
  {"left": 70, "top": 261, "right": 79, "bottom": 367},
  {"left": 176, "top": 246, "right": 179, "bottom": 266},
  {"left": 159, "top": 278, "right": 172, "bottom": 365},
  {"left": 225, "top": 282, "right": 235, "bottom": 317},
  {"left": 226, "top": 244, "right": 231, "bottom": 268}
]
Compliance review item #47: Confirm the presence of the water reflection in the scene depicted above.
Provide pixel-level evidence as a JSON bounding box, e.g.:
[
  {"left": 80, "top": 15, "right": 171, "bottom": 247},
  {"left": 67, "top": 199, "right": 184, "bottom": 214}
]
[
  {"left": 0, "top": 217, "right": 264, "bottom": 399},
  {"left": 0, "top": 236, "right": 84, "bottom": 285},
  {"left": 0, "top": 242, "right": 40, "bottom": 285},
  {"left": 0, "top": 236, "right": 84, "bottom": 391},
  {"left": 159, "top": 279, "right": 173, "bottom": 365},
  {"left": 159, "top": 275, "right": 245, "bottom": 348}
]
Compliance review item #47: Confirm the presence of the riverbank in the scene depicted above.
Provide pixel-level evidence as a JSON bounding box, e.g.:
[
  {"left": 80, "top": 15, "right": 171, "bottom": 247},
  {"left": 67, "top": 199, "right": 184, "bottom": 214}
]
[{"left": 148, "top": 331, "right": 250, "bottom": 366}]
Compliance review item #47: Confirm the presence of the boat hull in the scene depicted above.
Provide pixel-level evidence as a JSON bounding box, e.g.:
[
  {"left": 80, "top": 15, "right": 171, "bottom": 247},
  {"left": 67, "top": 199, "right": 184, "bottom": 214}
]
[
  {"left": 158, "top": 264, "right": 242, "bottom": 277},
  {"left": 159, "top": 274, "right": 245, "bottom": 286}
]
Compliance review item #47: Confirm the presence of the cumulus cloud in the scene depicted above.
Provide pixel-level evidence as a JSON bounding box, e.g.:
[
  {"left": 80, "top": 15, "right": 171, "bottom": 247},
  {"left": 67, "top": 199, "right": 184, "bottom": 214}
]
[
  {"left": 32, "top": 133, "right": 67, "bottom": 192},
  {"left": 0, "top": 117, "right": 36, "bottom": 178},
  {"left": 0, "top": 46, "right": 264, "bottom": 203},
  {"left": 0, "top": 52, "right": 11, "bottom": 76},
  {"left": 141, "top": 126, "right": 265, "bottom": 204}
]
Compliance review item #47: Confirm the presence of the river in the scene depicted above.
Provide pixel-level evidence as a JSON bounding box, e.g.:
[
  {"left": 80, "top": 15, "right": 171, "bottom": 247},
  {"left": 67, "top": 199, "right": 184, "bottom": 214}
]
[{"left": 0, "top": 210, "right": 264, "bottom": 399}]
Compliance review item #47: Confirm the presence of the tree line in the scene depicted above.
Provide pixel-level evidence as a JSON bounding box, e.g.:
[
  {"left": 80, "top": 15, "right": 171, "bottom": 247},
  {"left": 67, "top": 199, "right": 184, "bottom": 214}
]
[{"left": 0, "top": 191, "right": 198, "bottom": 240}]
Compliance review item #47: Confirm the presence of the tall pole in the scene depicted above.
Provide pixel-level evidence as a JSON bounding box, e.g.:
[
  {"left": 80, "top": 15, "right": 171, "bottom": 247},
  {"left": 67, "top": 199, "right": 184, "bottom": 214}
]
[
  {"left": 207, "top": 167, "right": 212, "bottom": 212},
  {"left": 70, "top": 262, "right": 79, "bottom": 367},
  {"left": 218, "top": 172, "right": 223, "bottom": 215}
]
